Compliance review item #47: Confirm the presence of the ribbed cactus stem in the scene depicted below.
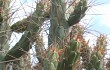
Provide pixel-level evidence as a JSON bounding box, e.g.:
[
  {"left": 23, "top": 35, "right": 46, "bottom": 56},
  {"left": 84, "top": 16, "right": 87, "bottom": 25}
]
[
  {"left": 0, "top": 0, "right": 11, "bottom": 69},
  {"left": 43, "top": 47, "right": 59, "bottom": 70},
  {"left": 68, "top": 0, "right": 87, "bottom": 26},
  {"left": 86, "top": 34, "right": 107, "bottom": 70},
  {"left": 48, "top": 0, "right": 68, "bottom": 47},
  {"left": 4, "top": 2, "right": 45, "bottom": 61},
  {"left": 57, "top": 39, "right": 80, "bottom": 70}
]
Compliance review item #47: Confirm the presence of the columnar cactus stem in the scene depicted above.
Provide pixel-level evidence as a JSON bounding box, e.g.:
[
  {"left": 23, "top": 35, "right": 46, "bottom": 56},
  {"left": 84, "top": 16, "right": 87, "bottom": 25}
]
[
  {"left": 68, "top": 0, "right": 87, "bottom": 26},
  {"left": 48, "top": 0, "right": 68, "bottom": 47},
  {"left": 0, "top": 0, "right": 11, "bottom": 50},
  {"left": 0, "top": 0, "right": 11, "bottom": 69},
  {"left": 4, "top": 1, "right": 45, "bottom": 61},
  {"left": 87, "top": 34, "right": 107, "bottom": 70}
]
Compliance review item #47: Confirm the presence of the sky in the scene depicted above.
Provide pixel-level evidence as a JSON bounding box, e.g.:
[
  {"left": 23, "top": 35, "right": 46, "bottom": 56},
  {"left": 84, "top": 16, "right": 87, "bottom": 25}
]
[{"left": 82, "top": 0, "right": 110, "bottom": 35}]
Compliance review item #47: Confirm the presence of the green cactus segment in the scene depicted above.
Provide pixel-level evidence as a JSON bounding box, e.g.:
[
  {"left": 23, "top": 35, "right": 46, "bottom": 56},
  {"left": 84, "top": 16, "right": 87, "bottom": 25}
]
[
  {"left": 4, "top": 31, "right": 32, "bottom": 61},
  {"left": 70, "top": 39, "right": 78, "bottom": 51},
  {"left": 11, "top": 18, "right": 29, "bottom": 33},
  {"left": 54, "top": 26, "right": 64, "bottom": 40},
  {"left": 57, "top": 58, "right": 67, "bottom": 70},
  {"left": 57, "top": 39, "right": 80, "bottom": 70},
  {"left": 43, "top": 58, "right": 50, "bottom": 70},
  {"left": 10, "top": 2, "right": 48, "bottom": 33},
  {"left": 0, "top": 16, "right": 3, "bottom": 23},
  {"left": 0, "top": 0, "right": 3, "bottom": 23},
  {"left": 48, "top": 0, "right": 68, "bottom": 46},
  {"left": 86, "top": 35, "right": 107, "bottom": 70},
  {"left": 0, "top": 54, "right": 4, "bottom": 70},
  {"left": 0, "top": 0, "right": 3, "bottom": 7},
  {"left": 0, "top": 0, "right": 11, "bottom": 69},
  {"left": 68, "top": 0, "right": 87, "bottom": 26},
  {"left": 43, "top": 49, "right": 59, "bottom": 70},
  {"left": 87, "top": 52, "right": 102, "bottom": 70},
  {"left": 4, "top": 2, "right": 45, "bottom": 61},
  {"left": 4, "top": 23, "right": 39, "bottom": 61}
]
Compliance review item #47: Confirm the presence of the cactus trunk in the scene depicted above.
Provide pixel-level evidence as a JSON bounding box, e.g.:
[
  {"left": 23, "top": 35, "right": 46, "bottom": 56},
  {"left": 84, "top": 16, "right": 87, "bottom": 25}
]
[
  {"left": 0, "top": 0, "right": 11, "bottom": 69},
  {"left": 48, "top": 0, "right": 68, "bottom": 47}
]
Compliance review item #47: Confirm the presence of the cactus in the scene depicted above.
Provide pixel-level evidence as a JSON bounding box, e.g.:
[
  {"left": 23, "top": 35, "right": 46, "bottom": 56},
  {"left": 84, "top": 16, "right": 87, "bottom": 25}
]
[
  {"left": 43, "top": 47, "right": 59, "bottom": 70},
  {"left": 80, "top": 36, "right": 90, "bottom": 69},
  {"left": 0, "top": 0, "right": 11, "bottom": 69},
  {"left": 10, "top": 1, "right": 49, "bottom": 33},
  {"left": 106, "top": 59, "right": 110, "bottom": 70},
  {"left": 4, "top": 1, "right": 46, "bottom": 61},
  {"left": 86, "top": 34, "right": 107, "bottom": 70},
  {"left": 57, "top": 39, "right": 80, "bottom": 70},
  {"left": 0, "top": 0, "right": 108, "bottom": 70},
  {"left": 43, "top": 38, "right": 81, "bottom": 70},
  {"left": 48, "top": 0, "right": 68, "bottom": 46},
  {"left": 0, "top": 0, "right": 11, "bottom": 50},
  {"left": 68, "top": 0, "right": 88, "bottom": 26}
]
